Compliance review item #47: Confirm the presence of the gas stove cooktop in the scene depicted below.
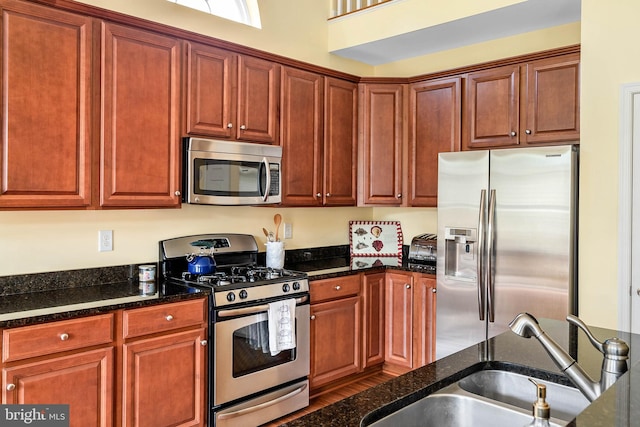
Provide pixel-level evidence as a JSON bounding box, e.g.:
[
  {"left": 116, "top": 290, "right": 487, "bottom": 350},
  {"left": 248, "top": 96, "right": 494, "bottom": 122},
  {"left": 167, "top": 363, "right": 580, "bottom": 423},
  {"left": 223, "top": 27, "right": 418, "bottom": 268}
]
[{"left": 159, "top": 234, "right": 309, "bottom": 307}]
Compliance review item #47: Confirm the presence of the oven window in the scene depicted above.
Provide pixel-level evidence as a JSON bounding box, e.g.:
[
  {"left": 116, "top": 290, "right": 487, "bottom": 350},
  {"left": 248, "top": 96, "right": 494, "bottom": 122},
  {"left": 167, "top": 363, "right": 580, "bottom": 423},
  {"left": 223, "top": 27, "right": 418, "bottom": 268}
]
[{"left": 232, "top": 319, "right": 296, "bottom": 378}]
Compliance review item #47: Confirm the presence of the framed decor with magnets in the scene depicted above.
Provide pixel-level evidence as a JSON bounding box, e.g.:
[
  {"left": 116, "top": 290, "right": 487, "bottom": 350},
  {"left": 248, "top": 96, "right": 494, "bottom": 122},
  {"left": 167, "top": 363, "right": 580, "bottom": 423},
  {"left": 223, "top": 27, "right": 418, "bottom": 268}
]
[{"left": 349, "top": 220, "right": 403, "bottom": 268}]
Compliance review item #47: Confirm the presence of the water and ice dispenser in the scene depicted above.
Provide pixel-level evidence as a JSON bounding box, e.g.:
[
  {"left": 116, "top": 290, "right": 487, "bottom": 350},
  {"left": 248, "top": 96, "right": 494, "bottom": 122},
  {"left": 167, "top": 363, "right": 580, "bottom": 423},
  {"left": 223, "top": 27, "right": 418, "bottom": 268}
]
[{"left": 443, "top": 227, "right": 477, "bottom": 281}]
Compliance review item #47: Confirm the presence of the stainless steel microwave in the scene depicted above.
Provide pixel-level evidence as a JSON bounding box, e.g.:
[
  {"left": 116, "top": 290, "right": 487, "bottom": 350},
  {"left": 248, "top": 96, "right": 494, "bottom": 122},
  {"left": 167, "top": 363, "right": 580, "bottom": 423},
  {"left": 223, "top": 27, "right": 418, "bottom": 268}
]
[{"left": 183, "top": 137, "right": 282, "bottom": 205}]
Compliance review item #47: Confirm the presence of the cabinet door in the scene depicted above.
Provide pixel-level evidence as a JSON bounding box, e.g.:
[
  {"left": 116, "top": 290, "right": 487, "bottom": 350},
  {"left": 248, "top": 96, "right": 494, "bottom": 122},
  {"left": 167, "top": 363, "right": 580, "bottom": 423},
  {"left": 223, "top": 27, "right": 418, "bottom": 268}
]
[
  {"left": 280, "top": 67, "right": 324, "bottom": 206},
  {"left": 384, "top": 271, "right": 413, "bottom": 370},
  {"left": 464, "top": 65, "right": 520, "bottom": 149},
  {"left": 408, "top": 77, "right": 461, "bottom": 207},
  {"left": 324, "top": 77, "right": 358, "bottom": 206},
  {"left": 359, "top": 83, "right": 405, "bottom": 206},
  {"left": 310, "top": 296, "right": 361, "bottom": 389},
  {"left": 236, "top": 55, "right": 279, "bottom": 143},
  {"left": 122, "top": 328, "right": 207, "bottom": 427},
  {"left": 185, "top": 42, "right": 236, "bottom": 138},
  {"left": 101, "top": 22, "right": 181, "bottom": 207},
  {"left": 413, "top": 274, "right": 436, "bottom": 367},
  {"left": 3, "top": 348, "right": 114, "bottom": 427},
  {"left": 362, "top": 273, "right": 385, "bottom": 368},
  {"left": 0, "top": 1, "right": 93, "bottom": 208},
  {"left": 522, "top": 54, "right": 580, "bottom": 144}
]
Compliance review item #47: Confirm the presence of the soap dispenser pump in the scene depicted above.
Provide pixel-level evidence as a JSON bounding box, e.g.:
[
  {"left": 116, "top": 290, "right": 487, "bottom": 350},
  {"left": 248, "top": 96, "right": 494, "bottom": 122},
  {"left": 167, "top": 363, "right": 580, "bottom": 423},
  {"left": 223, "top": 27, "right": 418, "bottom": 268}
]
[{"left": 525, "top": 378, "right": 551, "bottom": 427}]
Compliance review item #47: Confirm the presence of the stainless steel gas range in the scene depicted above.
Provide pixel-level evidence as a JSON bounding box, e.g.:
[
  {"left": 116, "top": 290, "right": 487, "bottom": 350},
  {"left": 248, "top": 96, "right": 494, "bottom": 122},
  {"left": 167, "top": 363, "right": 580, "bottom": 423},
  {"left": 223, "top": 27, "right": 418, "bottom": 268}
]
[{"left": 159, "top": 234, "right": 310, "bottom": 427}]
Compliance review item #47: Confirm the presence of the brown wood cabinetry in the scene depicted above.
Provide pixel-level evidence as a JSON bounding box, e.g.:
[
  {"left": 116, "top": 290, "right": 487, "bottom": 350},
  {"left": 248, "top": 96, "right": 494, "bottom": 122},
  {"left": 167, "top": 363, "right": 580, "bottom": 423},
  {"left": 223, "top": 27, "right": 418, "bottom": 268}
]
[
  {"left": 1, "top": 314, "right": 115, "bottom": 427},
  {"left": 280, "top": 73, "right": 357, "bottom": 207},
  {"left": 122, "top": 299, "right": 207, "bottom": 427},
  {"left": 384, "top": 271, "right": 436, "bottom": 374},
  {"left": 463, "top": 53, "right": 580, "bottom": 150},
  {"left": 309, "top": 275, "right": 362, "bottom": 389},
  {"left": 185, "top": 41, "right": 280, "bottom": 144},
  {"left": 408, "top": 77, "right": 462, "bottom": 207},
  {"left": 0, "top": 0, "right": 94, "bottom": 208},
  {"left": 100, "top": 22, "right": 182, "bottom": 208},
  {"left": 359, "top": 83, "right": 406, "bottom": 206},
  {"left": 362, "top": 272, "right": 385, "bottom": 368}
]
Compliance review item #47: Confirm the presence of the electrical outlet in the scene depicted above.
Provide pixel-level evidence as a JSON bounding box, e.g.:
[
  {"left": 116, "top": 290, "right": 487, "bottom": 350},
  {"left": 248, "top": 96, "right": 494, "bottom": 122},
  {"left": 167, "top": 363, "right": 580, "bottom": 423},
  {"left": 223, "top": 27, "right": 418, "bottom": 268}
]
[
  {"left": 284, "top": 223, "right": 292, "bottom": 239},
  {"left": 99, "top": 230, "right": 113, "bottom": 252}
]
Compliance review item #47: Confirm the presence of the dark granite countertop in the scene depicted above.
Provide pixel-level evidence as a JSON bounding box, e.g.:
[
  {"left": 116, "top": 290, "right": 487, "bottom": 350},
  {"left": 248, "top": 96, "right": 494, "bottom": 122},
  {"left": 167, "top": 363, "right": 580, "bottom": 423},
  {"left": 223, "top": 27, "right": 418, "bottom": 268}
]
[
  {"left": 0, "top": 265, "right": 206, "bottom": 328},
  {"left": 279, "top": 318, "right": 640, "bottom": 427}
]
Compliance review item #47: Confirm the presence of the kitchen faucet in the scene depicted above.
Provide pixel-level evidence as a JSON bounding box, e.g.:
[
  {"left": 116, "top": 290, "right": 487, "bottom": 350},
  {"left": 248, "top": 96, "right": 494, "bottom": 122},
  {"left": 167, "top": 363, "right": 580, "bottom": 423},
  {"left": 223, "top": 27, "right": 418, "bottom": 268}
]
[{"left": 509, "top": 313, "right": 629, "bottom": 402}]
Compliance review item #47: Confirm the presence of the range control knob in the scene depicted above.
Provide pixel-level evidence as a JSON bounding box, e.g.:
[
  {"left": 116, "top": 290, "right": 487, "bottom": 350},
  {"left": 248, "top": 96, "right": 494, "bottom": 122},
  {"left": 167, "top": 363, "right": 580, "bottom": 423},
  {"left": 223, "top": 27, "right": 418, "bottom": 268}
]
[
  {"left": 282, "top": 283, "right": 290, "bottom": 293},
  {"left": 239, "top": 290, "right": 248, "bottom": 299},
  {"left": 226, "top": 292, "right": 236, "bottom": 302},
  {"left": 292, "top": 281, "right": 301, "bottom": 291}
]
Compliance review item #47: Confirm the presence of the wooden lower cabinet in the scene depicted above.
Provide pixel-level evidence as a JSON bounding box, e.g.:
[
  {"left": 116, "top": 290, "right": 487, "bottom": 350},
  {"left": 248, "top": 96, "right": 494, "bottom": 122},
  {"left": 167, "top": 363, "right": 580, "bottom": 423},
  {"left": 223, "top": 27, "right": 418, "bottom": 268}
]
[
  {"left": 121, "top": 298, "right": 208, "bottom": 427},
  {"left": 3, "top": 348, "right": 113, "bottom": 427},
  {"left": 122, "top": 328, "right": 207, "bottom": 427},
  {"left": 309, "top": 275, "right": 362, "bottom": 390},
  {"left": 1, "top": 314, "right": 115, "bottom": 427},
  {"left": 0, "top": 297, "right": 209, "bottom": 427},
  {"left": 384, "top": 271, "right": 437, "bottom": 374},
  {"left": 362, "top": 272, "right": 385, "bottom": 368}
]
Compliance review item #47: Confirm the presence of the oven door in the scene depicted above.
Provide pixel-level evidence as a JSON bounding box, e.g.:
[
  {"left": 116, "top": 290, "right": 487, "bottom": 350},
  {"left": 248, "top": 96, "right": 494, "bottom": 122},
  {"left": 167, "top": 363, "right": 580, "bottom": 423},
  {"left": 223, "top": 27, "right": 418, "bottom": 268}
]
[{"left": 213, "top": 301, "right": 310, "bottom": 406}]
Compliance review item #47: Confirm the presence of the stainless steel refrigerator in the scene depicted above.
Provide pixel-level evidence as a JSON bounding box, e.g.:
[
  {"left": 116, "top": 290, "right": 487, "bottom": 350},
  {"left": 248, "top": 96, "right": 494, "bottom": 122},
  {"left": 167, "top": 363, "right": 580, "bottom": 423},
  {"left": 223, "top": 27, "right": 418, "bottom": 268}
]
[{"left": 435, "top": 145, "right": 578, "bottom": 360}]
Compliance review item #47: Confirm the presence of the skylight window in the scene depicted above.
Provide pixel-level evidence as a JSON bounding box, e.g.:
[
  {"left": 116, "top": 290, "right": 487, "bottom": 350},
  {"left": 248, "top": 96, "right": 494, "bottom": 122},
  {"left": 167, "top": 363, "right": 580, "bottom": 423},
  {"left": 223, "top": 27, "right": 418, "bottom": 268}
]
[{"left": 169, "top": 0, "right": 262, "bottom": 28}]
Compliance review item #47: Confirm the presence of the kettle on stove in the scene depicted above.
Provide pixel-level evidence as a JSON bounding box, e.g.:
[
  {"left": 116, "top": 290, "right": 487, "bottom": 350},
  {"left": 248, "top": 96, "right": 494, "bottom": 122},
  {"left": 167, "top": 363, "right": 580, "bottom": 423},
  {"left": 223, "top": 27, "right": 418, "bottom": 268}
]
[{"left": 186, "top": 241, "right": 216, "bottom": 275}]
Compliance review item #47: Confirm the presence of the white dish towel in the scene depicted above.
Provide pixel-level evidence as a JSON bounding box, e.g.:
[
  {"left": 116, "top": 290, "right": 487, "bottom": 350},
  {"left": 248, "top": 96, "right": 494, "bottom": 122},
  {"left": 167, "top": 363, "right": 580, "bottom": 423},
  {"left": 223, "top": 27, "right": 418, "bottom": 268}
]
[{"left": 268, "top": 298, "right": 297, "bottom": 356}]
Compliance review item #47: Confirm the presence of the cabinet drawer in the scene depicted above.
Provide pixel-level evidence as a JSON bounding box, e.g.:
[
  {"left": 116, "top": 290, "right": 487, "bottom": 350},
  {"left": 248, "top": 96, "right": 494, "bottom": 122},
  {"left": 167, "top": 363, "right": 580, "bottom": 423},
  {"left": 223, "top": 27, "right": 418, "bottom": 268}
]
[
  {"left": 123, "top": 298, "right": 207, "bottom": 339},
  {"left": 3, "top": 313, "right": 114, "bottom": 363},
  {"left": 311, "top": 275, "right": 361, "bottom": 303}
]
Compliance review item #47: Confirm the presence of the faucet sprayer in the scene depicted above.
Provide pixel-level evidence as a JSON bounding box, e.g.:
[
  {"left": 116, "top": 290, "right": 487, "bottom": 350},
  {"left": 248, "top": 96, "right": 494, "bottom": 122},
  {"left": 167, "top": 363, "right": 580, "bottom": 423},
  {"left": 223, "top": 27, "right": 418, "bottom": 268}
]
[{"left": 509, "top": 313, "right": 629, "bottom": 402}]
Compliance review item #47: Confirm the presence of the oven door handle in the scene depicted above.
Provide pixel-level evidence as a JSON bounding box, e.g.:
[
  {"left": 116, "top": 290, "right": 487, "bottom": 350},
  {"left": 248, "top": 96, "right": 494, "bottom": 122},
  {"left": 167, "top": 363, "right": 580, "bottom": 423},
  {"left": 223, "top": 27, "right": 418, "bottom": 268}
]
[
  {"left": 217, "top": 295, "right": 308, "bottom": 318},
  {"left": 216, "top": 382, "right": 308, "bottom": 420}
]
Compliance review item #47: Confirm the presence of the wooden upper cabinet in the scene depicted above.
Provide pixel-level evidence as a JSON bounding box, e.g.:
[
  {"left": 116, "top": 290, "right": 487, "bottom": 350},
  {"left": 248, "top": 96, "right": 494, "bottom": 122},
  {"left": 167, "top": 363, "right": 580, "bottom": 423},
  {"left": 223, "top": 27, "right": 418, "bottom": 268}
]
[
  {"left": 463, "top": 52, "right": 580, "bottom": 150},
  {"left": 521, "top": 53, "right": 580, "bottom": 144},
  {"left": 0, "top": 0, "right": 94, "bottom": 208},
  {"left": 408, "top": 77, "right": 461, "bottom": 207},
  {"left": 280, "top": 67, "right": 324, "bottom": 206},
  {"left": 185, "top": 42, "right": 237, "bottom": 138},
  {"left": 359, "top": 83, "right": 406, "bottom": 206},
  {"left": 323, "top": 77, "right": 357, "bottom": 206},
  {"left": 185, "top": 43, "right": 279, "bottom": 144},
  {"left": 463, "top": 65, "right": 520, "bottom": 149},
  {"left": 101, "top": 22, "right": 181, "bottom": 207}
]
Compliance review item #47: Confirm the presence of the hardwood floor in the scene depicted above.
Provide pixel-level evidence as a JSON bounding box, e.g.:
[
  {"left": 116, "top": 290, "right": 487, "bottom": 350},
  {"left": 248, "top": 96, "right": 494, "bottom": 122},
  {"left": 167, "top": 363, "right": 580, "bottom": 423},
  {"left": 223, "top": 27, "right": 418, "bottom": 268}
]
[{"left": 261, "top": 371, "right": 395, "bottom": 427}]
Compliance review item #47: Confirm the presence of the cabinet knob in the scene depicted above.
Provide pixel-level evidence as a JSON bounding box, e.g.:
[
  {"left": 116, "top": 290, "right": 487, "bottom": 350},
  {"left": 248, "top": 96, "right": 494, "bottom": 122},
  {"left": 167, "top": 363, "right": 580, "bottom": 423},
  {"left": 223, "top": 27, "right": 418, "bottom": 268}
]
[
  {"left": 200, "top": 340, "right": 208, "bottom": 346},
  {"left": 406, "top": 284, "right": 411, "bottom": 289},
  {"left": 525, "top": 129, "right": 532, "bottom": 135},
  {"left": 396, "top": 194, "right": 402, "bottom": 199},
  {"left": 316, "top": 193, "right": 322, "bottom": 198},
  {"left": 6, "top": 384, "right": 15, "bottom": 391},
  {"left": 432, "top": 288, "right": 437, "bottom": 293},
  {"left": 240, "top": 125, "right": 247, "bottom": 130},
  {"left": 510, "top": 131, "right": 517, "bottom": 137},
  {"left": 174, "top": 190, "right": 181, "bottom": 197},
  {"left": 165, "top": 314, "right": 174, "bottom": 321},
  {"left": 335, "top": 285, "right": 341, "bottom": 291},
  {"left": 227, "top": 123, "right": 233, "bottom": 128},
  {"left": 310, "top": 315, "right": 316, "bottom": 320},
  {"left": 60, "top": 333, "right": 69, "bottom": 341}
]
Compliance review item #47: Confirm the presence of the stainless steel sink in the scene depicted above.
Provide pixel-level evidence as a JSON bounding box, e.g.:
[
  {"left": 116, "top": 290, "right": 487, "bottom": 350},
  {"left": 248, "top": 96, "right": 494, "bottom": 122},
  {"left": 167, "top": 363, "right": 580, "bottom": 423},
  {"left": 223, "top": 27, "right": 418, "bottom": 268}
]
[
  {"left": 458, "top": 369, "right": 590, "bottom": 421},
  {"left": 362, "top": 369, "right": 590, "bottom": 427}
]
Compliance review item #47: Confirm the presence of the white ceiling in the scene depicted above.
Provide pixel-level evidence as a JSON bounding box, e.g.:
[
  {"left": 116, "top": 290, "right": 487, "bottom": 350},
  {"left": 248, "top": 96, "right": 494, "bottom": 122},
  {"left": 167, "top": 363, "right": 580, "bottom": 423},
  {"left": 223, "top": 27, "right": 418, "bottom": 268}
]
[{"left": 330, "top": 0, "right": 582, "bottom": 66}]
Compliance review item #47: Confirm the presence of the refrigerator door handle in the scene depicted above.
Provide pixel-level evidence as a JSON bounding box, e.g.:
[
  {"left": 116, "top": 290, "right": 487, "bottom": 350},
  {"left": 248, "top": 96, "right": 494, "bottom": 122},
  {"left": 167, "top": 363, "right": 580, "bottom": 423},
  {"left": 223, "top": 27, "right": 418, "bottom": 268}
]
[
  {"left": 487, "top": 189, "right": 497, "bottom": 322},
  {"left": 477, "top": 189, "right": 487, "bottom": 321}
]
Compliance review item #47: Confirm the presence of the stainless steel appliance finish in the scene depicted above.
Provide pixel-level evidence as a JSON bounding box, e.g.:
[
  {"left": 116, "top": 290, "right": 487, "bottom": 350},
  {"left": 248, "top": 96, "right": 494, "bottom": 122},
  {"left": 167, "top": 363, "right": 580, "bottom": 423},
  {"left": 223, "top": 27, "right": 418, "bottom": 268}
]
[
  {"left": 407, "top": 233, "right": 437, "bottom": 274},
  {"left": 183, "top": 137, "right": 282, "bottom": 206},
  {"left": 160, "top": 234, "right": 309, "bottom": 427},
  {"left": 436, "top": 145, "right": 578, "bottom": 360}
]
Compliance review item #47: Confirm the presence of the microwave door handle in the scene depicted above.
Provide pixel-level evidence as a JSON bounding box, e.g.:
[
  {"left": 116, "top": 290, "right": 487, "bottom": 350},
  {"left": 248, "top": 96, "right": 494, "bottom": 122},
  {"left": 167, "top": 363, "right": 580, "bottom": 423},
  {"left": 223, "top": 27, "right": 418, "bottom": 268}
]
[{"left": 261, "top": 157, "right": 271, "bottom": 202}]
